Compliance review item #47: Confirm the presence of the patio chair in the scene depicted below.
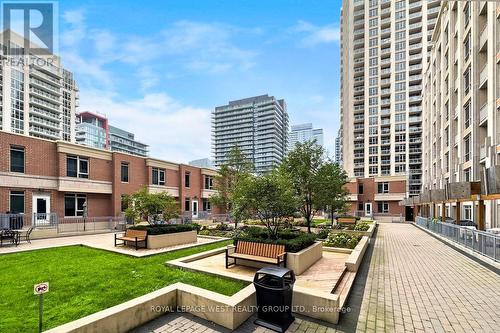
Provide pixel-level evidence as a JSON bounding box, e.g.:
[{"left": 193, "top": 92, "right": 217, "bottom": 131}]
[
  {"left": 0, "top": 230, "right": 18, "bottom": 246},
  {"left": 24, "top": 227, "right": 34, "bottom": 243}
]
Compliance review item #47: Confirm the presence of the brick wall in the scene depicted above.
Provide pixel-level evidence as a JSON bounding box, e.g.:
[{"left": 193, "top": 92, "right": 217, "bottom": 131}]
[{"left": 0, "top": 131, "right": 220, "bottom": 219}]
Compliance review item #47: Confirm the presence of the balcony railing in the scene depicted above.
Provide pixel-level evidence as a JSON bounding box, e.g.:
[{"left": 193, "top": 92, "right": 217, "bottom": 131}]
[{"left": 415, "top": 217, "right": 500, "bottom": 262}]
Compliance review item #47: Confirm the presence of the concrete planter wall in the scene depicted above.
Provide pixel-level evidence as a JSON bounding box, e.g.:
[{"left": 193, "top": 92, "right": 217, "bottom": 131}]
[
  {"left": 147, "top": 230, "right": 197, "bottom": 249},
  {"left": 345, "top": 236, "right": 369, "bottom": 272},
  {"left": 286, "top": 241, "right": 323, "bottom": 275}
]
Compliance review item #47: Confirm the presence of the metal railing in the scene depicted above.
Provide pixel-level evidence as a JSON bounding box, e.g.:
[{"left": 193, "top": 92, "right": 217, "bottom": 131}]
[
  {"left": 0, "top": 213, "right": 58, "bottom": 229},
  {"left": 58, "top": 216, "right": 125, "bottom": 233},
  {"left": 416, "top": 216, "right": 500, "bottom": 262}
]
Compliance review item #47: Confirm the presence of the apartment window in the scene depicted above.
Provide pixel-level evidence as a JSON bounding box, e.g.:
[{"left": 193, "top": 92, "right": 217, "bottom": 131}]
[
  {"left": 358, "top": 184, "right": 364, "bottom": 194},
  {"left": 67, "top": 155, "right": 89, "bottom": 178},
  {"left": 395, "top": 144, "right": 406, "bottom": 152},
  {"left": 395, "top": 164, "right": 406, "bottom": 173},
  {"left": 463, "top": 66, "right": 471, "bottom": 94},
  {"left": 369, "top": 8, "right": 378, "bottom": 17},
  {"left": 369, "top": 166, "right": 378, "bottom": 175},
  {"left": 152, "top": 168, "right": 166, "bottom": 185},
  {"left": 369, "top": 146, "right": 378, "bottom": 155},
  {"left": 369, "top": 38, "right": 378, "bottom": 47},
  {"left": 464, "top": 135, "right": 471, "bottom": 162},
  {"left": 464, "top": 167, "right": 471, "bottom": 182},
  {"left": 395, "top": 52, "right": 406, "bottom": 61},
  {"left": 395, "top": 134, "right": 406, "bottom": 142},
  {"left": 184, "top": 198, "right": 190, "bottom": 212},
  {"left": 369, "top": 127, "right": 378, "bottom": 135},
  {"left": 204, "top": 176, "right": 214, "bottom": 190},
  {"left": 10, "top": 146, "right": 25, "bottom": 173},
  {"left": 369, "top": 156, "right": 378, "bottom": 165},
  {"left": 121, "top": 163, "right": 129, "bottom": 182},
  {"left": 378, "top": 202, "right": 389, "bottom": 214},
  {"left": 463, "top": 32, "right": 471, "bottom": 61},
  {"left": 202, "top": 198, "right": 211, "bottom": 212},
  {"left": 463, "top": 1, "right": 471, "bottom": 27},
  {"left": 369, "top": 137, "right": 378, "bottom": 145},
  {"left": 395, "top": 154, "right": 406, "bottom": 163},
  {"left": 184, "top": 172, "right": 191, "bottom": 187},
  {"left": 64, "top": 194, "right": 86, "bottom": 217},
  {"left": 395, "top": 113, "right": 406, "bottom": 122},
  {"left": 358, "top": 202, "right": 364, "bottom": 211},
  {"left": 395, "top": 11, "right": 405, "bottom": 20},
  {"left": 9, "top": 191, "right": 24, "bottom": 214},
  {"left": 378, "top": 182, "right": 389, "bottom": 194},
  {"left": 395, "top": 21, "right": 406, "bottom": 31},
  {"left": 463, "top": 205, "right": 472, "bottom": 220},
  {"left": 464, "top": 100, "right": 471, "bottom": 129}
]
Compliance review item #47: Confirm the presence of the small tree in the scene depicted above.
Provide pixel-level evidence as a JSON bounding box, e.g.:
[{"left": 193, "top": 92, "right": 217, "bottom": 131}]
[
  {"left": 314, "top": 161, "right": 349, "bottom": 225},
  {"left": 210, "top": 146, "right": 253, "bottom": 227},
  {"left": 280, "top": 140, "right": 325, "bottom": 233},
  {"left": 234, "top": 171, "right": 296, "bottom": 238},
  {"left": 124, "top": 187, "right": 179, "bottom": 224}
]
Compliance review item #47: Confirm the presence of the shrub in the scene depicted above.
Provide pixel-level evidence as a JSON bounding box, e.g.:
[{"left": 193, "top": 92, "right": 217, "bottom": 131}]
[
  {"left": 316, "top": 229, "right": 330, "bottom": 240},
  {"left": 234, "top": 229, "right": 317, "bottom": 253},
  {"left": 129, "top": 223, "right": 197, "bottom": 235},
  {"left": 324, "top": 232, "right": 361, "bottom": 249},
  {"left": 354, "top": 222, "right": 370, "bottom": 231}
]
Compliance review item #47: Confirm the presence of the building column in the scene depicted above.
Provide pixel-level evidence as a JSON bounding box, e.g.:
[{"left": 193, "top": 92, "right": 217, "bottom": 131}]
[
  {"left": 441, "top": 203, "right": 446, "bottom": 221},
  {"left": 456, "top": 201, "right": 461, "bottom": 224},
  {"left": 477, "top": 199, "right": 485, "bottom": 231}
]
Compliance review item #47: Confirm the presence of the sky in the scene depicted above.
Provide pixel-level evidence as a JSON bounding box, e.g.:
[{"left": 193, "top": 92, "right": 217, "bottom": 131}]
[{"left": 56, "top": 0, "right": 342, "bottom": 163}]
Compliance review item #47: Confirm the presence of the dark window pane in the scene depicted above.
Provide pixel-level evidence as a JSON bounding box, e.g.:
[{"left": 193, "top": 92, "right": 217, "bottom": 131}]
[
  {"left": 67, "top": 157, "right": 77, "bottom": 177},
  {"left": 121, "top": 163, "right": 129, "bottom": 182},
  {"left": 10, "top": 191, "right": 24, "bottom": 213},
  {"left": 79, "top": 159, "right": 89, "bottom": 178},
  {"left": 77, "top": 197, "right": 86, "bottom": 216},
  {"left": 10, "top": 148, "right": 25, "bottom": 173},
  {"left": 184, "top": 199, "right": 190, "bottom": 211},
  {"left": 185, "top": 172, "right": 190, "bottom": 187},
  {"left": 152, "top": 169, "right": 158, "bottom": 184},
  {"left": 159, "top": 170, "right": 165, "bottom": 184},
  {"left": 65, "top": 196, "right": 76, "bottom": 216}
]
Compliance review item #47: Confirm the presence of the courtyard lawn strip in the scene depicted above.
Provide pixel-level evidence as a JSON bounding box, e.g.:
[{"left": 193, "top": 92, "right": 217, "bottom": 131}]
[{"left": 0, "top": 240, "right": 246, "bottom": 332}]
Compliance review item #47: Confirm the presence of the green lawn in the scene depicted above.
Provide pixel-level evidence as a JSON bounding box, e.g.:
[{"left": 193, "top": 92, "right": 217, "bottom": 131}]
[{"left": 0, "top": 241, "right": 246, "bottom": 332}]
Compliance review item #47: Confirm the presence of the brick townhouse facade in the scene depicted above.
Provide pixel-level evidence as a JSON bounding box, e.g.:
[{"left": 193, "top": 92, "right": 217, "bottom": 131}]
[
  {"left": 344, "top": 176, "right": 407, "bottom": 220},
  {"left": 0, "top": 131, "right": 220, "bottom": 221}
]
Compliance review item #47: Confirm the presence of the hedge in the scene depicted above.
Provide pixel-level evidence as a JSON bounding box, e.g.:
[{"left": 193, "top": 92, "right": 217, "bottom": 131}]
[
  {"left": 129, "top": 223, "right": 197, "bottom": 235},
  {"left": 234, "top": 227, "right": 317, "bottom": 253}
]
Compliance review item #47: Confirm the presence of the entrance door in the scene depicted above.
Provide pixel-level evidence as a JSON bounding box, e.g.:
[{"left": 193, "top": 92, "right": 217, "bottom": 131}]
[
  {"left": 365, "top": 202, "right": 372, "bottom": 217},
  {"left": 405, "top": 206, "right": 414, "bottom": 222},
  {"left": 192, "top": 200, "right": 198, "bottom": 219},
  {"left": 33, "top": 194, "right": 50, "bottom": 226}
]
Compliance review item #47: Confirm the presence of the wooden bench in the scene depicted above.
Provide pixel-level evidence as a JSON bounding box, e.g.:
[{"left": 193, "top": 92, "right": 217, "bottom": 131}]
[
  {"left": 225, "top": 241, "right": 286, "bottom": 268},
  {"left": 114, "top": 229, "right": 147, "bottom": 250},
  {"left": 337, "top": 217, "right": 358, "bottom": 225}
]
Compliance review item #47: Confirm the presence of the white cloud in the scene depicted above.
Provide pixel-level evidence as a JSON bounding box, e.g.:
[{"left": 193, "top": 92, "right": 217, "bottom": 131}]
[
  {"left": 79, "top": 89, "right": 212, "bottom": 163},
  {"left": 291, "top": 20, "right": 340, "bottom": 47}
]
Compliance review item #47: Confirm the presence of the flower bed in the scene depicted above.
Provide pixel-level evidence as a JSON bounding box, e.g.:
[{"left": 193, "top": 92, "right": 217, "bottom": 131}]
[
  {"left": 129, "top": 224, "right": 198, "bottom": 249},
  {"left": 234, "top": 227, "right": 317, "bottom": 253},
  {"left": 130, "top": 223, "right": 198, "bottom": 235},
  {"left": 323, "top": 232, "right": 361, "bottom": 249}
]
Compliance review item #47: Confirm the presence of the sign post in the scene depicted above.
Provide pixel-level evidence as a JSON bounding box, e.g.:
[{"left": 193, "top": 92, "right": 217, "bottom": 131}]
[{"left": 34, "top": 282, "right": 49, "bottom": 333}]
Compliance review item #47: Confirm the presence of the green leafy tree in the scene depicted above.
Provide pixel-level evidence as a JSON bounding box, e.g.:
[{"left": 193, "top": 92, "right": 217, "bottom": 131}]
[
  {"left": 210, "top": 146, "right": 253, "bottom": 227},
  {"left": 280, "top": 140, "right": 325, "bottom": 233},
  {"left": 234, "top": 171, "right": 297, "bottom": 238},
  {"left": 314, "top": 160, "right": 349, "bottom": 225},
  {"left": 124, "top": 187, "right": 179, "bottom": 224}
]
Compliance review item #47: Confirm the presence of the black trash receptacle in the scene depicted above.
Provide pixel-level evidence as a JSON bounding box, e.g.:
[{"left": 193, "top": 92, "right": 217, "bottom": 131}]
[{"left": 253, "top": 266, "right": 295, "bottom": 333}]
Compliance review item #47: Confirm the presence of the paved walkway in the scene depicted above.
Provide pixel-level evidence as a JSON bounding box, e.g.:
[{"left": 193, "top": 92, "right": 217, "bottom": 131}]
[
  {"left": 0, "top": 232, "right": 223, "bottom": 257},
  {"left": 134, "top": 223, "right": 500, "bottom": 333},
  {"left": 355, "top": 223, "right": 500, "bottom": 333}
]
